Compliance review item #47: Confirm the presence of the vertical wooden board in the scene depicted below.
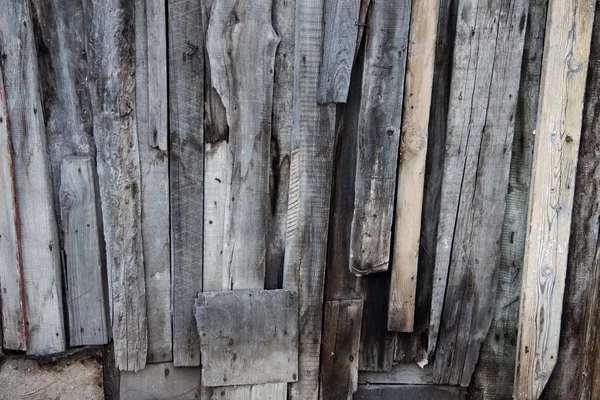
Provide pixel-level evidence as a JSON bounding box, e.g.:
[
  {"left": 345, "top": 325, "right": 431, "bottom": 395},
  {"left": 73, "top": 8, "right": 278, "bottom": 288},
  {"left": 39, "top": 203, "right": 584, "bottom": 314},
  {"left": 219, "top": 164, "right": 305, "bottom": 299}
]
[
  {"left": 0, "top": 72, "right": 27, "bottom": 351},
  {"left": 135, "top": 0, "right": 172, "bottom": 364},
  {"left": 0, "top": 0, "right": 66, "bottom": 355},
  {"left": 514, "top": 0, "right": 596, "bottom": 398},
  {"left": 349, "top": 0, "right": 412, "bottom": 276},
  {"left": 168, "top": 0, "right": 205, "bottom": 367},
  {"left": 120, "top": 362, "right": 202, "bottom": 400},
  {"left": 212, "top": 383, "right": 287, "bottom": 400},
  {"left": 60, "top": 157, "right": 108, "bottom": 346},
  {"left": 84, "top": 0, "right": 147, "bottom": 371},
  {"left": 320, "top": 300, "right": 363, "bottom": 400},
  {"left": 431, "top": 0, "right": 529, "bottom": 386},
  {"left": 317, "top": 0, "right": 360, "bottom": 103},
  {"left": 388, "top": 0, "right": 439, "bottom": 333},
  {"left": 282, "top": 0, "right": 337, "bottom": 398},
  {"left": 469, "top": 1, "right": 546, "bottom": 398}
]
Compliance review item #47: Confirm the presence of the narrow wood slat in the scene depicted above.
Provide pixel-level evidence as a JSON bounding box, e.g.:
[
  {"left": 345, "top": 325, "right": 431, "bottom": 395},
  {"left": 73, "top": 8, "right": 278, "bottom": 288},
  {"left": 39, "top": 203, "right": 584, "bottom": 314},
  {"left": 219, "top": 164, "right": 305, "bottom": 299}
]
[
  {"left": 350, "top": 0, "right": 411, "bottom": 275},
  {"left": 388, "top": 0, "right": 439, "bottom": 333},
  {"left": 120, "top": 362, "right": 202, "bottom": 400},
  {"left": 60, "top": 157, "right": 109, "bottom": 346},
  {"left": 515, "top": 0, "right": 597, "bottom": 398},
  {"left": 0, "top": 0, "right": 66, "bottom": 355}
]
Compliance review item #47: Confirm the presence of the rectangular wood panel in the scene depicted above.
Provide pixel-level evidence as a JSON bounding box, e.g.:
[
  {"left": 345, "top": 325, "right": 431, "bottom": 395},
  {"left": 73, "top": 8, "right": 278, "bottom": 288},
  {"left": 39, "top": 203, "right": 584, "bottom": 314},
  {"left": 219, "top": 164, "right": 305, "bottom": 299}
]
[{"left": 120, "top": 362, "right": 202, "bottom": 400}]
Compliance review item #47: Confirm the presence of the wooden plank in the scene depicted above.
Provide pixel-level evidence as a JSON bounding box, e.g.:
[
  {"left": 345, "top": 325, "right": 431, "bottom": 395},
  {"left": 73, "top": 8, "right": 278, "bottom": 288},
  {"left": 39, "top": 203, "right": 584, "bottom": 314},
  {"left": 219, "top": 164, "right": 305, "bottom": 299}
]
[
  {"left": 282, "top": 0, "right": 337, "bottom": 397},
  {"left": 514, "top": 0, "right": 597, "bottom": 398},
  {"left": 120, "top": 363, "right": 202, "bottom": 400},
  {"left": 388, "top": 0, "right": 439, "bottom": 333},
  {"left": 469, "top": 1, "right": 546, "bottom": 398},
  {"left": 319, "top": 300, "right": 363, "bottom": 400},
  {"left": 0, "top": 70, "right": 27, "bottom": 351},
  {"left": 85, "top": 0, "right": 147, "bottom": 371},
  {"left": 349, "top": 0, "right": 411, "bottom": 275},
  {"left": 135, "top": 0, "right": 172, "bottom": 364},
  {"left": 211, "top": 383, "right": 287, "bottom": 400},
  {"left": 0, "top": 0, "right": 66, "bottom": 355},
  {"left": 195, "top": 290, "right": 298, "bottom": 387},
  {"left": 60, "top": 157, "right": 109, "bottom": 346},
  {"left": 359, "top": 363, "right": 436, "bottom": 385},
  {"left": 317, "top": 0, "right": 360, "bottom": 103},
  {"left": 430, "top": 0, "right": 529, "bottom": 386},
  {"left": 168, "top": 0, "right": 205, "bottom": 367},
  {"left": 354, "top": 385, "right": 466, "bottom": 400}
]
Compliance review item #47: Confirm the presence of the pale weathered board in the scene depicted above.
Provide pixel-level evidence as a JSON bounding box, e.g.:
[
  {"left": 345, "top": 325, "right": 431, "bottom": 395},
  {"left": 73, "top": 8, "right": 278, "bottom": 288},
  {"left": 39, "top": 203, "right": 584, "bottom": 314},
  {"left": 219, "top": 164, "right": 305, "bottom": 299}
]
[
  {"left": 120, "top": 362, "right": 202, "bottom": 400},
  {"left": 282, "top": 0, "right": 337, "bottom": 397},
  {"left": 431, "top": 0, "right": 529, "bottom": 386},
  {"left": 195, "top": 290, "right": 298, "bottom": 387},
  {"left": 211, "top": 383, "right": 287, "bottom": 400},
  {"left": 135, "top": 0, "right": 172, "bottom": 364},
  {"left": 0, "top": 0, "right": 66, "bottom": 355},
  {"left": 0, "top": 71, "right": 27, "bottom": 351},
  {"left": 317, "top": 0, "right": 360, "bottom": 103},
  {"left": 85, "top": 0, "right": 147, "bottom": 371},
  {"left": 515, "top": 0, "right": 596, "bottom": 398},
  {"left": 319, "top": 300, "right": 363, "bottom": 400},
  {"left": 60, "top": 157, "right": 108, "bottom": 346},
  {"left": 388, "top": 0, "right": 438, "bottom": 333},
  {"left": 168, "top": 0, "right": 205, "bottom": 367},
  {"left": 349, "top": 0, "right": 411, "bottom": 275}
]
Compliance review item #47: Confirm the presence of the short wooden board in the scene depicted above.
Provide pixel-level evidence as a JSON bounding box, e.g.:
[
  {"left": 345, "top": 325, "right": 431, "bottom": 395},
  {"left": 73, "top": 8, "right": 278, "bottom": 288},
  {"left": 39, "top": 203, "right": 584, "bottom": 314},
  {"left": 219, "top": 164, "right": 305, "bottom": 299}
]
[
  {"left": 120, "top": 362, "right": 201, "bottom": 400},
  {"left": 354, "top": 384, "right": 466, "bottom": 400}
]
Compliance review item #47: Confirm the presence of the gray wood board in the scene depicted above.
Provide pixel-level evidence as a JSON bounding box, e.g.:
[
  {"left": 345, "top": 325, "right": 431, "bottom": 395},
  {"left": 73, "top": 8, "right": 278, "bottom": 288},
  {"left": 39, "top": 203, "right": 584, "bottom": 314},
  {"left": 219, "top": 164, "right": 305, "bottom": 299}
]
[
  {"left": 195, "top": 290, "right": 298, "bottom": 387},
  {"left": 317, "top": 0, "right": 360, "bottom": 103},
  {"left": 211, "top": 383, "right": 287, "bottom": 400},
  {"left": 431, "top": 0, "right": 528, "bottom": 386},
  {"left": 359, "top": 363, "right": 436, "bottom": 385},
  {"left": 120, "top": 362, "right": 202, "bottom": 400},
  {"left": 168, "top": 0, "right": 205, "bottom": 367},
  {"left": 60, "top": 157, "right": 109, "bottom": 346},
  {"left": 0, "top": 0, "right": 66, "bottom": 355},
  {"left": 350, "top": 0, "right": 411, "bottom": 275},
  {"left": 85, "top": 0, "right": 147, "bottom": 371},
  {"left": 354, "top": 385, "right": 466, "bottom": 400}
]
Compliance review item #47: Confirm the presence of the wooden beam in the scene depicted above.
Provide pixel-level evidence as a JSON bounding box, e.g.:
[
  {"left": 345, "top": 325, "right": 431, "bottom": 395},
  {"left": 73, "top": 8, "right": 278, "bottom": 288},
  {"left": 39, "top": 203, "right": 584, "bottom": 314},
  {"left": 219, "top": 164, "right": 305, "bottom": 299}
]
[
  {"left": 388, "top": 0, "right": 439, "bottom": 333},
  {"left": 514, "top": 0, "right": 597, "bottom": 398}
]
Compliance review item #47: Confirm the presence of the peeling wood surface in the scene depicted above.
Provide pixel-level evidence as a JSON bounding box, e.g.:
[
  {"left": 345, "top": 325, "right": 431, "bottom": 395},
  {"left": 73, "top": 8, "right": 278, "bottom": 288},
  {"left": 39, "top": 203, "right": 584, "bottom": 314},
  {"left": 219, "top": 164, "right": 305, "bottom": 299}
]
[
  {"left": 0, "top": 0, "right": 66, "bottom": 356},
  {"left": 514, "top": 0, "right": 597, "bottom": 398},
  {"left": 350, "top": 0, "right": 411, "bottom": 275},
  {"left": 120, "top": 362, "right": 202, "bottom": 400}
]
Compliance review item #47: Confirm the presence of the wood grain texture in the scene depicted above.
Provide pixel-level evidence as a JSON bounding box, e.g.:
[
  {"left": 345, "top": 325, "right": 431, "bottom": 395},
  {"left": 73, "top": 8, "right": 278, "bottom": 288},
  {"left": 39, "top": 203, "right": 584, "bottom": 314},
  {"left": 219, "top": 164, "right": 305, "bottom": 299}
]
[
  {"left": 211, "top": 383, "right": 287, "bottom": 400},
  {"left": 359, "top": 363, "right": 436, "bottom": 385},
  {"left": 60, "top": 157, "right": 108, "bottom": 346},
  {"left": 0, "top": 71, "right": 27, "bottom": 351},
  {"left": 120, "top": 362, "right": 202, "bottom": 400},
  {"left": 349, "top": 0, "right": 411, "bottom": 275},
  {"left": 317, "top": 0, "right": 360, "bottom": 103},
  {"left": 282, "top": 0, "right": 336, "bottom": 397},
  {"left": 514, "top": 0, "right": 597, "bottom": 398},
  {"left": 469, "top": 1, "right": 546, "bottom": 398},
  {"left": 135, "top": 0, "right": 172, "bottom": 364},
  {"left": 84, "top": 0, "right": 147, "bottom": 371},
  {"left": 319, "top": 300, "right": 363, "bottom": 400},
  {"left": 0, "top": 0, "right": 66, "bottom": 355},
  {"left": 431, "top": 0, "right": 529, "bottom": 386},
  {"left": 388, "top": 0, "right": 439, "bottom": 333},
  {"left": 355, "top": 385, "right": 466, "bottom": 400}
]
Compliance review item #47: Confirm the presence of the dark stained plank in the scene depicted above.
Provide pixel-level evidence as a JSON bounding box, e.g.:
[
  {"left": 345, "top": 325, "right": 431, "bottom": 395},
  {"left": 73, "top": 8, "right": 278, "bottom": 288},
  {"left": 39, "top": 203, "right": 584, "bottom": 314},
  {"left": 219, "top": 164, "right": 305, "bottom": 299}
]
[
  {"left": 431, "top": 0, "right": 529, "bottom": 386},
  {"left": 320, "top": 300, "right": 363, "bottom": 400},
  {"left": 120, "top": 362, "right": 202, "bottom": 400},
  {"left": 354, "top": 385, "right": 466, "bottom": 400},
  {"left": 0, "top": 0, "right": 66, "bottom": 355},
  {"left": 168, "top": 0, "right": 205, "bottom": 367},
  {"left": 349, "top": 0, "right": 411, "bottom": 275},
  {"left": 195, "top": 290, "right": 298, "bottom": 387},
  {"left": 317, "top": 0, "right": 360, "bottom": 103},
  {"left": 60, "top": 157, "right": 109, "bottom": 346}
]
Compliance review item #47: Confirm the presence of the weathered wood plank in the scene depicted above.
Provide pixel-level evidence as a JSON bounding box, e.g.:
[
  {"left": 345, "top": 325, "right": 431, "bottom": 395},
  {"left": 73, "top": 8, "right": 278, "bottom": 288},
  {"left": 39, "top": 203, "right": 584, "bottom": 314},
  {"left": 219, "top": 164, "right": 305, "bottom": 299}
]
[
  {"left": 514, "top": 0, "right": 597, "bottom": 398},
  {"left": 60, "top": 157, "right": 108, "bottom": 346},
  {"left": 135, "top": 0, "right": 172, "bottom": 364},
  {"left": 0, "top": 0, "right": 66, "bottom": 355},
  {"left": 196, "top": 290, "right": 298, "bottom": 387},
  {"left": 0, "top": 71, "right": 27, "bottom": 351},
  {"left": 355, "top": 385, "right": 466, "bottom": 400},
  {"left": 317, "top": 0, "right": 360, "bottom": 103},
  {"left": 84, "top": 0, "right": 147, "bottom": 371},
  {"left": 359, "top": 363, "right": 436, "bottom": 385},
  {"left": 319, "top": 300, "right": 363, "bottom": 400},
  {"left": 431, "top": 0, "right": 529, "bottom": 386},
  {"left": 349, "top": 0, "right": 411, "bottom": 275},
  {"left": 211, "top": 383, "right": 287, "bottom": 400},
  {"left": 469, "top": 1, "right": 546, "bottom": 398},
  {"left": 388, "top": 0, "right": 439, "bottom": 333},
  {"left": 282, "top": 0, "right": 337, "bottom": 397},
  {"left": 168, "top": 0, "right": 205, "bottom": 367},
  {"left": 120, "top": 362, "right": 202, "bottom": 400}
]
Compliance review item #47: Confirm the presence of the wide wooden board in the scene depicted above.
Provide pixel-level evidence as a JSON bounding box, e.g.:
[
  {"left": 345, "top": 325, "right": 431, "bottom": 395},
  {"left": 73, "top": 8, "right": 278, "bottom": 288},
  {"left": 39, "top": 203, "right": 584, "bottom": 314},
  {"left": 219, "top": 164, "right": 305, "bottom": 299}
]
[{"left": 120, "top": 362, "right": 202, "bottom": 400}]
